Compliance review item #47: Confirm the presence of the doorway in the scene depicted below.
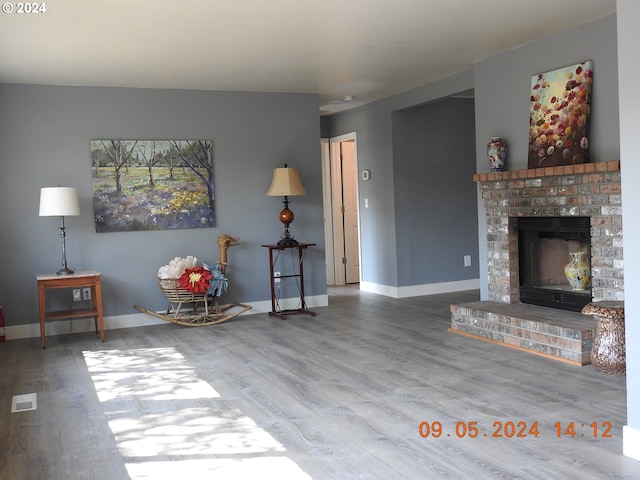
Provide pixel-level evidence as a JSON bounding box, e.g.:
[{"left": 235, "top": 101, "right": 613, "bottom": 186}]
[{"left": 322, "top": 133, "right": 361, "bottom": 285}]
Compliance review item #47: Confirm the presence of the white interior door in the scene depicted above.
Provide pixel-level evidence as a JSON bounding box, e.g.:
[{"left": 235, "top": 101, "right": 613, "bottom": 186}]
[
  {"left": 341, "top": 140, "right": 360, "bottom": 284},
  {"left": 324, "top": 133, "right": 360, "bottom": 286}
]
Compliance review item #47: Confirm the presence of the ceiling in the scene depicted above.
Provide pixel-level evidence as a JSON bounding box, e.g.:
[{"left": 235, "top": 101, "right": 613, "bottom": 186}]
[{"left": 0, "top": 0, "right": 616, "bottom": 115}]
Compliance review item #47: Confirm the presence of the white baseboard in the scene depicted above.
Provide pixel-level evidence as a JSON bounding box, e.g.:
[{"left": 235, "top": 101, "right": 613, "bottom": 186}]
[
  {"left": 624, "top": 425, "right": 640, "bottom": 461},
  {"left": 360, "top": 279, "right": 480, "bottom": 298},
  {"left": 5, "top": 294, "right": 329, "bottom": 341}
]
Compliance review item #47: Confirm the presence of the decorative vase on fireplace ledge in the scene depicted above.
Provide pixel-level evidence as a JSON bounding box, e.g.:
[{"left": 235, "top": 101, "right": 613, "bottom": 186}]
[
  {"left": 487, "top": 137, "right": 507, "bottom": 172},
  {"left": 564, "top": 251, "right": 591, "bottom": 291}
]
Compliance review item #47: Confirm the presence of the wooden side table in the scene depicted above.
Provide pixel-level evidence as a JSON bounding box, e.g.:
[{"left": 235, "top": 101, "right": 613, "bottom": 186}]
[
  {"left": 37, "top": 271, "right": 104, "bottom": 349},
  {"left": 262, "top": 243, "right": 316, "bottom": 319}
]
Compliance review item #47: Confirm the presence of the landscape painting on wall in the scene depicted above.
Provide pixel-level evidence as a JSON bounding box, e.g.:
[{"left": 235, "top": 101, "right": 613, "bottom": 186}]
[
  {"left": 91, "top": 140, "right": 216, "bottom": 232},
  {"left": 528, "top": 61, "right": 593, "bottom": 169}
]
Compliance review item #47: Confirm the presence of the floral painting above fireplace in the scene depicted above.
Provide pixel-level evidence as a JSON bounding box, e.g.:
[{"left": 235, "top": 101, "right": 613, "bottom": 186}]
[
  {"left": 528, "top": 60, "right": 593, "bottom": 169},
  {"left": 91, "top": 140, "right": 216, "bottom": 232}
]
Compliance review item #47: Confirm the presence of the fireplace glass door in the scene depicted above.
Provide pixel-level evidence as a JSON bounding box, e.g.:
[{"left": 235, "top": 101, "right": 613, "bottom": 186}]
[{"left": 518, "top": 217, "right": 592, "bottom": 312}]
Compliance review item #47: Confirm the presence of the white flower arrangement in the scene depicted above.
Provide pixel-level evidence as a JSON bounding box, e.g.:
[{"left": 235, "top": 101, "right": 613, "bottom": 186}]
[
  {"left": 157, "top": 255, "right": 229, "bottom": 297},
  {"left": 158, "top": 256, "right": 198, "bottom": 280}
]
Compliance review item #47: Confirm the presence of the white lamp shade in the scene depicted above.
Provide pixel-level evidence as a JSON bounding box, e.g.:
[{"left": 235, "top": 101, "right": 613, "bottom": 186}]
[
  {"left": 39, "top": 187, "right": 80, "bottom": 216},
  {"left": 266, "top": 166, "right": 307, "bottom": 196}
]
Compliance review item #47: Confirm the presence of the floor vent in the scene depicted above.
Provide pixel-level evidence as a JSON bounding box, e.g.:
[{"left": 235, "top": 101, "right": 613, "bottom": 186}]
[{"left": 11, "top": 393, "right": 37, "bottom": 413}]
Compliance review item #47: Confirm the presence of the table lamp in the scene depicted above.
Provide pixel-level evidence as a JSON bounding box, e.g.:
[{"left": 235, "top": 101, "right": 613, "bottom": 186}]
[
  {"left": 266, "top": 164, "right": 307, "bottom": 245},
  {"left": 39, "top": 186, "right": 80, "bottom": 275}
]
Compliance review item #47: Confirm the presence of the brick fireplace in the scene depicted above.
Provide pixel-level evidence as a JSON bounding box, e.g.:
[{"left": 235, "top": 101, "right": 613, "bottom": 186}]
[{"left": 450, "top": 161, "right": 623, "bottom": 365}]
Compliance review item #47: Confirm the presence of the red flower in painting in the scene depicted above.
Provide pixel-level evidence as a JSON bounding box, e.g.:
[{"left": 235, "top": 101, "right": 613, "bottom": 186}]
[
  {"left": 576, "top": 66, "right": 583, "bottom": 75},
  {"left": 178, "top": 266, "right": 212, "bottom": 294}
]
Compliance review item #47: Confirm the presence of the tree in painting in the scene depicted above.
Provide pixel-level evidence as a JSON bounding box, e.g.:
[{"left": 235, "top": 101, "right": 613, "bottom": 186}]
[{"left": 91, "top": 140, "right": 216, "bottom": 232}]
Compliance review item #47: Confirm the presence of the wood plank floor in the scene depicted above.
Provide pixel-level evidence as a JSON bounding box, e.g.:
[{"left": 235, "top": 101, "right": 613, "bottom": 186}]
[{"left": 1, "top": 286, "right": 638, "bottom": 479}]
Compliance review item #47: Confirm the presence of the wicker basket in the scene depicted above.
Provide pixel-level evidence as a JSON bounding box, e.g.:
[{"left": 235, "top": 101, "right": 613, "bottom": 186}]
[{"left": 158, "top": 277, "right": 215, "bottom": 319}]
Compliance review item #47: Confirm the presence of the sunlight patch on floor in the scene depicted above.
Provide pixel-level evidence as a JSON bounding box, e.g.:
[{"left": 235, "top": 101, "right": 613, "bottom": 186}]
[
  {"left": 84, "top": 347, "right": 221, "bottom": 401},
  {"left": 108, "top": 406, "right": 286, "bottom": 457},
  {"left": 84, "top": 347, "right": 311, "bottom": 480}
]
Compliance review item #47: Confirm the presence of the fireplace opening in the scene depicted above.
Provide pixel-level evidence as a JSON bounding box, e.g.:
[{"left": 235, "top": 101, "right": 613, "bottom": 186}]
[{"left": 518, "top": 216, "right": 592, "bottom": 312}]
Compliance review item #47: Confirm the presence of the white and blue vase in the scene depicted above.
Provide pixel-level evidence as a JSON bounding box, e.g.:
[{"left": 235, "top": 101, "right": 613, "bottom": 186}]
[{"left": 487, "top": 137, "right": 507, "bottom": 172}]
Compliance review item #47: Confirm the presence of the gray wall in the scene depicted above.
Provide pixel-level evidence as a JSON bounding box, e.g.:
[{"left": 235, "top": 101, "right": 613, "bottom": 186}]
[
  {"left": 473, "top": 14, "right": 620, "bottom": 298},
  {"left": 325, "top": 15, "right": 619, "bottom": 293},
  {"left": 324, "top": 71, "right": 475, "bottom": 288},
  {"left": 0, "top": 85, "right": 326, "bottom": 325},
  {"left": 392, "top": 98, "right": 478, "bottom": 286}
]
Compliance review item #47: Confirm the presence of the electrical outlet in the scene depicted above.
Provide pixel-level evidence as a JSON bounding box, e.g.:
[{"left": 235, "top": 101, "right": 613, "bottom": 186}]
[
  {"left": 464, "top": 255, "right": 472, "bottom": 267},
  {"left": 82, "top": 288, "right": 92, "bottom": 301},
  {"left": 274, "top": 271, "right": 281, "bottom": 283},
  {"left": 72, "top": 289, "right": 81, "bottom": 302}
]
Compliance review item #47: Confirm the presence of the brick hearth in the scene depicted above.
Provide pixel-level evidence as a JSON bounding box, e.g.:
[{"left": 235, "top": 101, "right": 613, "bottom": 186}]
[
  {"left": 450, "top": 302, "right": 596, "bottom": 365},
  {"left": 450, "top": 161, "right": 623, "bottom": 365}
]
